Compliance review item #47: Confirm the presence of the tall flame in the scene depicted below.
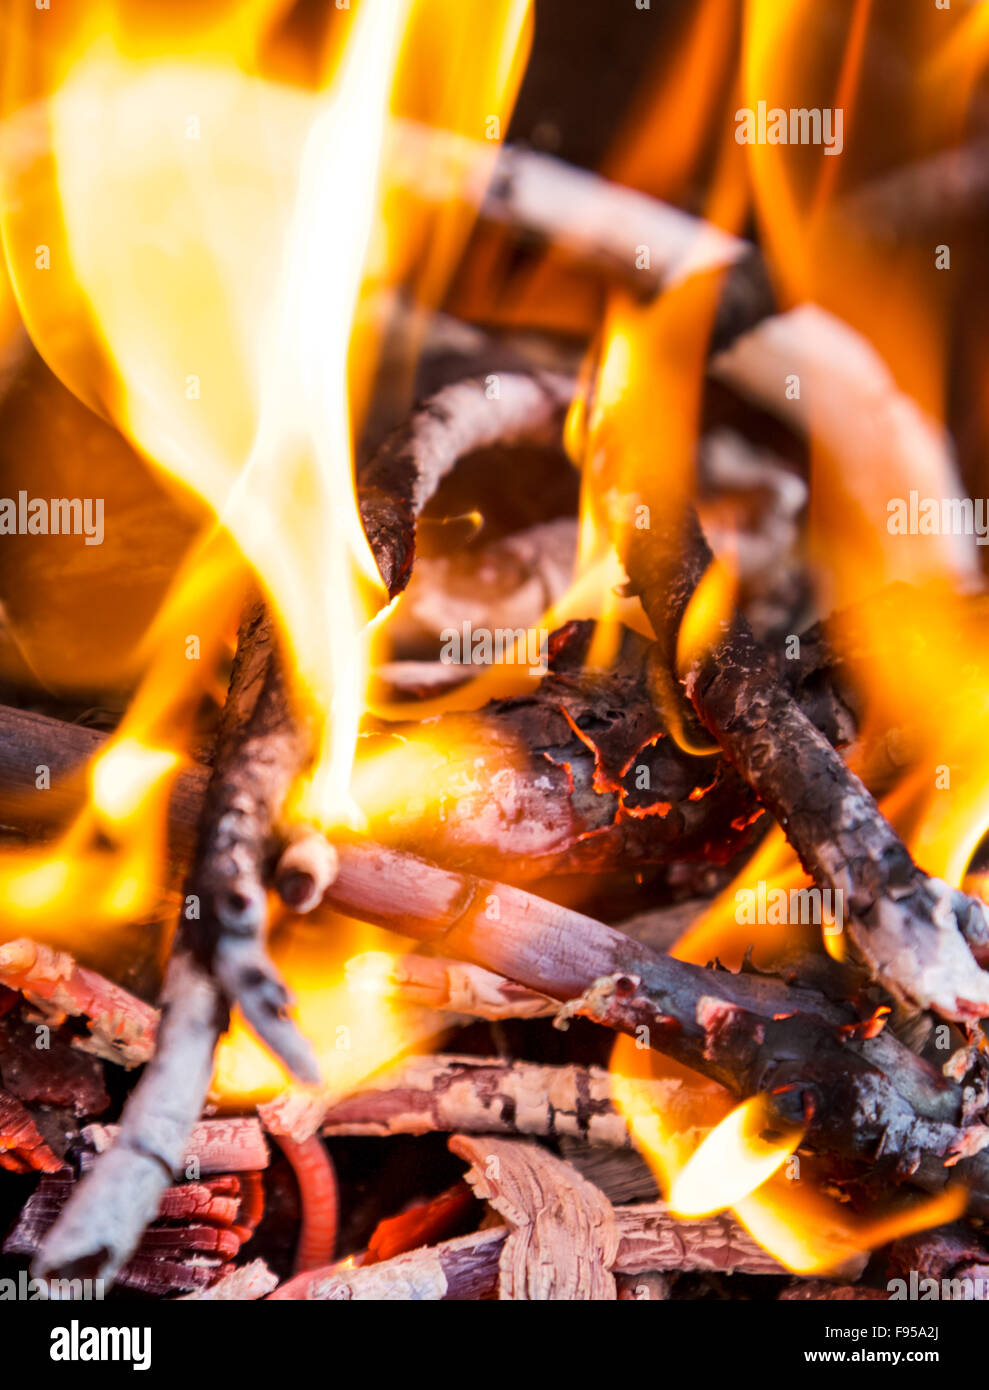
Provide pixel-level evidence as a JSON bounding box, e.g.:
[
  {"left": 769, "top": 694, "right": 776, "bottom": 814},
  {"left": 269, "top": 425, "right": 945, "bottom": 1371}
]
[{"left": 0, "top": 1, "right": 532, "bottom": 1093}]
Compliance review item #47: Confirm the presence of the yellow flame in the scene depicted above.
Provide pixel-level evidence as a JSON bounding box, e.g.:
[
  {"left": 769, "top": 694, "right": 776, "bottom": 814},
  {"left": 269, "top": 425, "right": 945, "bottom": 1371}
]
[
  {"left": 669, "top": 1094, "right": 804, "bottom": 1218},
  {"left": 675, "top": 555, "right": 738, "bottom": 678},
  {"left": 211, "top": 916, "right": 431, "bottom": 1108},
  {"left": 736, "top": 1180, "right": 967, "bottom": 1277},
  {"left": 0, "top": 0, "right": 534, "bottom": 1094}
]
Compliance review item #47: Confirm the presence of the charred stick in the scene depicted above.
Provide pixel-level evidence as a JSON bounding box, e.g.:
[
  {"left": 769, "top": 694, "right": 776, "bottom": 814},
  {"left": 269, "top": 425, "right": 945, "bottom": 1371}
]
[
  {"left": 34, "top": 600, "right": 309, "bottom": 1286},
  {"left": 275, "top": 840, "right": 989, "bottom": 1213},
  {"left": 357, "top": 370, "right": 573, "bottom": 596},
  {"left": 32, "top": 948, "right": 227, "bottom": 1285},
  {"left": 0, "top": 654, "right": 773, "bottom": 883},
  {"left": 185, "top": 599, "right": 318, "bottom": 1081},
  {"left": 262, "top": 1053, "right": 713, "bottom": 1147},
  {"left": 622, "top": 508, "right": 989, "bottom": 1021},
  {"left": 80, "top": 1117, "right": 269, "bottom": 1176},
  {"left": 267, "top": 1226, "right": 506, "bottom": 1301},
  {"left": 470, "top": 140, "right": 975, "bottom": 582}
]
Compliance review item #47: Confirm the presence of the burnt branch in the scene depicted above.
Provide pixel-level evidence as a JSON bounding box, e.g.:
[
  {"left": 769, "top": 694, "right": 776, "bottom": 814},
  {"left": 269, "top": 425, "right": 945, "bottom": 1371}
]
[
  {"left": 185, "top": 600, "right": 318, "bottom": 1081},
  {"left": 0, "top": 938, "right": 157, "bottom": 1069},
  {"left": 262, "top": 1053, "right": 713, "bottom": 1147},
  {"left": 345, "top": 954, "right": 558, "bottom": 1021},
  {"left": 622, "top": 508, "right": 989, "bottom": 1022},
  {"left": 358, "top": 369, "right": 573, "bottom": 597}
]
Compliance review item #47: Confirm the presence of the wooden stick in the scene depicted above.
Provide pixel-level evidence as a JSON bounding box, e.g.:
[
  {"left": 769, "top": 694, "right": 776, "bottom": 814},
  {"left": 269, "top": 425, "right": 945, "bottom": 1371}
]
[
  {"left": 263, "top": 1054, "right": 712, "bottom": 1147},
  {"left": 32, "top": 948, "right": 228, "bottom": 1285},
  {"left": 358, "top": 370, "right": 573, "bottom": 596},
  {"left": 185, "top": 600, "right": 318, "bottom": 1082},
  {"left": 345, "top": 952, "right": 557, "bottom": 1021}
]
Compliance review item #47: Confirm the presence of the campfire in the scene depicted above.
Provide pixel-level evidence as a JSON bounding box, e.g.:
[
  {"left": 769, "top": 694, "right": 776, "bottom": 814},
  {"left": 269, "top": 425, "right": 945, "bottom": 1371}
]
[{"left": 1, "top": 0, "right": 989, "bottom": 1312}]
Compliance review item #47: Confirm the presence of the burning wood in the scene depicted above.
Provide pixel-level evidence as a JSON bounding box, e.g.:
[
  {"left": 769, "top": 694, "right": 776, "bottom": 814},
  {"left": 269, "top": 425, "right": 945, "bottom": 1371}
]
[
  {"left": 0, "top": 938, "right": 156, "bottom": 1068},
  {"left": 266, "top": 1054, "right": 711, "bottom": 1148},
  {"left": 3, "top": 0, "right": 989, "bottom": 1321},
  {"left": 344, "top": 953, "right": 558, "bottom": 1021},
  {"left": 0, "top": 1090, "right": 64, "bottom": 1174},
  {"left": 270, "top": 1133, "right": 784, "bottom": 1300}
]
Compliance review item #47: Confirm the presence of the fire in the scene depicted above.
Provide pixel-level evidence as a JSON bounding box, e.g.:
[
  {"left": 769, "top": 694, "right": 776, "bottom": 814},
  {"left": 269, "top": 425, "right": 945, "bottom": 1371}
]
[
  {"left": 0, "top": 0, "right": 532, "bottom": 1097},
  {"left": 675, "top": 553, "right": 738, "bottom": 680},
  {"left": 0, "top": 0, "right": 984, "bottom": 1279},
  {"left": 600, "top": 0, "right": 987, "bottom": 1275},
  {"left": 668, "top": 1095, "right": 803, "bottom": 1219},
  {"left": 212, "top": 918, "right": 419, "bottom": 1109}
]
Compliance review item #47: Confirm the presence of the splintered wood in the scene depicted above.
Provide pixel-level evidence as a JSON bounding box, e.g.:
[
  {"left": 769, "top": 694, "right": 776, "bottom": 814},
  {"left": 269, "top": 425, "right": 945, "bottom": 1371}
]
[{"left": 450, "top": 1136, "right": 620, "bottom": 1300}]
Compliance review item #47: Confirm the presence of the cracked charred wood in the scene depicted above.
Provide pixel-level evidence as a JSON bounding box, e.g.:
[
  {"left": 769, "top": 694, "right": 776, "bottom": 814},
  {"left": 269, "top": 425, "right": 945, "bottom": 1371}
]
[
  {"left": 355, "top": 622, "right": 768, "bottom": 880},
  {"left": 0, "top": 614, "right": 853, "bottom": 885}
]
